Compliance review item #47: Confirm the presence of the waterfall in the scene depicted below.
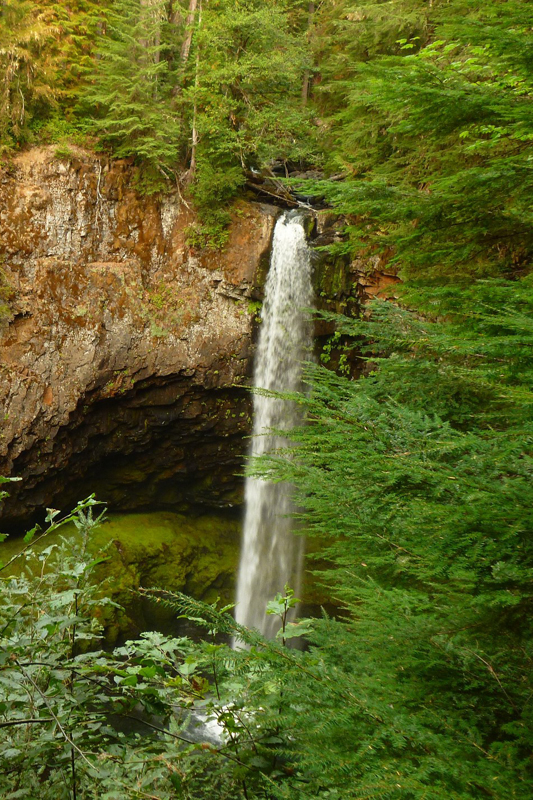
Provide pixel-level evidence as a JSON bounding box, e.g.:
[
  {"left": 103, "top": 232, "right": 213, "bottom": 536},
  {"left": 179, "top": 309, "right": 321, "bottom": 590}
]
[{"left": 235, "top": 211, "right": 313, "bottom": 638}]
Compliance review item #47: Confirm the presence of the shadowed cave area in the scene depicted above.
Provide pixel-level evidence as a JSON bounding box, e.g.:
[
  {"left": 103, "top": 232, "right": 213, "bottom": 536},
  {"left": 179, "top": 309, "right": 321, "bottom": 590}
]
[{"left": 1, "top": 373, "right": 252, "bottom": 532}]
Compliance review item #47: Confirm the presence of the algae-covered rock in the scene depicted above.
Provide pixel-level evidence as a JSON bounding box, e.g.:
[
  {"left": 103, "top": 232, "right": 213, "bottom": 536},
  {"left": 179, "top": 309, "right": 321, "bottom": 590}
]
[
  {"left": 0, "top": 510, "right": 241, "bottom": 642},
  {"left": 95, "top": 511, "right": 240, "bottom": 640}
]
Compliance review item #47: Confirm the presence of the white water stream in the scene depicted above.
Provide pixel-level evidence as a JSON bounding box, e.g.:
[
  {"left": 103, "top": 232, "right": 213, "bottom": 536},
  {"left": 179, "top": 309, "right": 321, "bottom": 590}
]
[{"left": 235, "top": 211, "right": 314, "bottom": 638}]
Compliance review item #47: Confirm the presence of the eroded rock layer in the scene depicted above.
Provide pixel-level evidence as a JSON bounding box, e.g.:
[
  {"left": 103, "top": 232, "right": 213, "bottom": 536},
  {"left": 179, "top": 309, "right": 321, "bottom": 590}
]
[{"left": 0, "top": 147, "right": 277, "bottom": 527}]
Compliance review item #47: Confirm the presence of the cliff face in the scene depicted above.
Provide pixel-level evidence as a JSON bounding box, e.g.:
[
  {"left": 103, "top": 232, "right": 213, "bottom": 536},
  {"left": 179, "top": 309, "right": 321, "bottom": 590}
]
[{"left": 0, "top": 147, "right": 277, "bottom": 527}]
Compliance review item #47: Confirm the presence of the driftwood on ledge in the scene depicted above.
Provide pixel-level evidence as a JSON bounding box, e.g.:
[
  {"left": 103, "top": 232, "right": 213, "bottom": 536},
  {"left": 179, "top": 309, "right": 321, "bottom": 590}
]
[{"left": 244, "top": 170, "right": 299, "bottom": 207}]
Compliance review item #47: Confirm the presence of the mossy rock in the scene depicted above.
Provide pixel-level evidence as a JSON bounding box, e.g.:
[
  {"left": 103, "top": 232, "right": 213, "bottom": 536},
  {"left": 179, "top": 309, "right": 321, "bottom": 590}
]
[
  {"left": 0, "top": 511, "right": 241, "bottom": 642},
  {"left": 313, "top": 253, "right": 352, "bottom": 298}
]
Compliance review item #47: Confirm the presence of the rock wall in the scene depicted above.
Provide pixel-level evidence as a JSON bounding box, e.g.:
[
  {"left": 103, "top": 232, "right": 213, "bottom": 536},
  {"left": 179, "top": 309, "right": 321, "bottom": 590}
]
[
  {"left": 0, "top": 147, "right": 278, "bottom": 527},
  {"left": 310, "top": 211, "right": 401, "bottom": 373}
]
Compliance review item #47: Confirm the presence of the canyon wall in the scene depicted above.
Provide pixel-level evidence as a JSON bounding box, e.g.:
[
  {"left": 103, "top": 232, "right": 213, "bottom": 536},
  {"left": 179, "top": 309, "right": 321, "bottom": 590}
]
[{"left": 0, "top": 147, "right": 277, "bottom": 527}]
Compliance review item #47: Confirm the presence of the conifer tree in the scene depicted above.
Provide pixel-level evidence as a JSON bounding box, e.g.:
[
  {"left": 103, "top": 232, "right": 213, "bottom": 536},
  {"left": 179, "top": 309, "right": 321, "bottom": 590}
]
[
  {"left": 44, "top": 0, "right": 112, "bottom": 109},
  {"left": 247, "top": 283, "right": 533, "bottom": 797},
  {"left": 85, "top": 0, "right": 182, "bottom": 184},
  {"left": 308, "top": 0, "right": 533, "bottom": 283},
  {"left": 183, "top": 0, "right": 314, "bottom": 236}
]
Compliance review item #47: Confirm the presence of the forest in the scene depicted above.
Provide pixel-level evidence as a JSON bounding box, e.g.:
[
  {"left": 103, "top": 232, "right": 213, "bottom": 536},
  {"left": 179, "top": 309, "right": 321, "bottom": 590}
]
[{"left": 1, "top": 0, "right": 533, "bottom": 797}]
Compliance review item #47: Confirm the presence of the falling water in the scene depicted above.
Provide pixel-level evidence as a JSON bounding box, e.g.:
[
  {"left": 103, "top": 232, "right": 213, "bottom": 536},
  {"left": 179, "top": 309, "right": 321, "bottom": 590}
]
[{"left": 235, "top": 211, "right": 313, "bottom": 638}]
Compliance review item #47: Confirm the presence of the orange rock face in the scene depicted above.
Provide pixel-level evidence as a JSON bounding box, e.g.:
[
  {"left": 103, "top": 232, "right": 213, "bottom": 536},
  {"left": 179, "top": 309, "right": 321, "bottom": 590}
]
[{"left": 0, "top": 147, "right": 278, "bottom": 526}]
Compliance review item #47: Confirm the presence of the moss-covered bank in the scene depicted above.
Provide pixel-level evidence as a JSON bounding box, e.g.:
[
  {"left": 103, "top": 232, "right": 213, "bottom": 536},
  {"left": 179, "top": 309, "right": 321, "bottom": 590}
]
[{"left": 1, "top": 510, "right": 241, "bottom": 641}]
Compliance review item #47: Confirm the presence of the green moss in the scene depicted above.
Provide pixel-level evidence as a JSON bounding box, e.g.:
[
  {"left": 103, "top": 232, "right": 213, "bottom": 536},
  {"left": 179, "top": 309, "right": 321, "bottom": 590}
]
[
  {"left": 314, "top": 256, "right": 348, "bottom": 298},
  {"left": 0, "top": 268, "right": 15, "bottom": 325},
  {"left": 302, "top": 215, "right": 317, "bottom": 238},
  {"left": 1, "top": 511, "right": 240, "bottom": 642}
]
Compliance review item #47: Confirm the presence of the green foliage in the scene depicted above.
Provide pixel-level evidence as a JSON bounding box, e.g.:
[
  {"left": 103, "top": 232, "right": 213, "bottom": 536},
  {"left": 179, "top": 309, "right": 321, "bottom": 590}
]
[
  {"left": 43, "top": 0, "right": 112, "bottom": 105},
  {"left": 247, "top": 299, "right": 262, "bottom": 320},
  {"left": 84, "top": 0, "right": 181, "bottom": 185},
  {"left": 188, "top": 160, "right": 244, "bottom": 245},
  {"left": 312, "top": 0, "right": 432, "bottom": 114},
  {"left": 305, "top": 0, "right": 533, "bottom": 283},
  {"left": 0, "top": 499, "right": 119, "bottom": 797},
  {"left": 0, "top": 502, "right": 323, "bottom": 798},
  {"left": 0, "top": 499, "right": 244, "bottom": 797},
  {"left": 31, "top": 114, "right": 87, "bottom": 146},
  {"left": 137, "top": 587, "right": 325, "bottom": 798},
  {"left": 0, "top": 0, "right": 109, "bottom": 151},
  {"left": 249, "top": 284, "right": 533, "bottom": 797},
  {"left": 185, "top": 0, "right": 314, "bottom": 232},
  {"left": 0, "top": 0, "right": 58, "bottom": 150}
]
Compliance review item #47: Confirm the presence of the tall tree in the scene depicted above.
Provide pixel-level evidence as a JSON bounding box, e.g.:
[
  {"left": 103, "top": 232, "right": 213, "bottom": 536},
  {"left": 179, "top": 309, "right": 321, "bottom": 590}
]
[
  {"left": 85, "top": 0, "right": 182, "bottom": 185},
  {"left": 183, "top": 0, "right": 314, "bottom": 235},
  {"left": 179, "top": 0, "right": 198, "bottom": 69}
]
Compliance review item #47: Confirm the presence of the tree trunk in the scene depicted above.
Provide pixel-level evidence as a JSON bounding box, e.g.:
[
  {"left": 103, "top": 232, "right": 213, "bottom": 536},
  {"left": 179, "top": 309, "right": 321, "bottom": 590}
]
[
  {"left": 167, "top": 0, "right": 183, "bottom": 26},
  {"left": 301, "top": 2, "right": 315, "bottom": 106},
  {"left": 140, "top": 0, "right": 162, "bottom": 99},
  {"left": 180, "top": 0, "right": 198, "bottom": 66},
  {"left": 171, "top": 0, "right": 198, "bottom": 98},
  {"left": 184, "top": 0, "right": 202, "bottom": 184}
]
